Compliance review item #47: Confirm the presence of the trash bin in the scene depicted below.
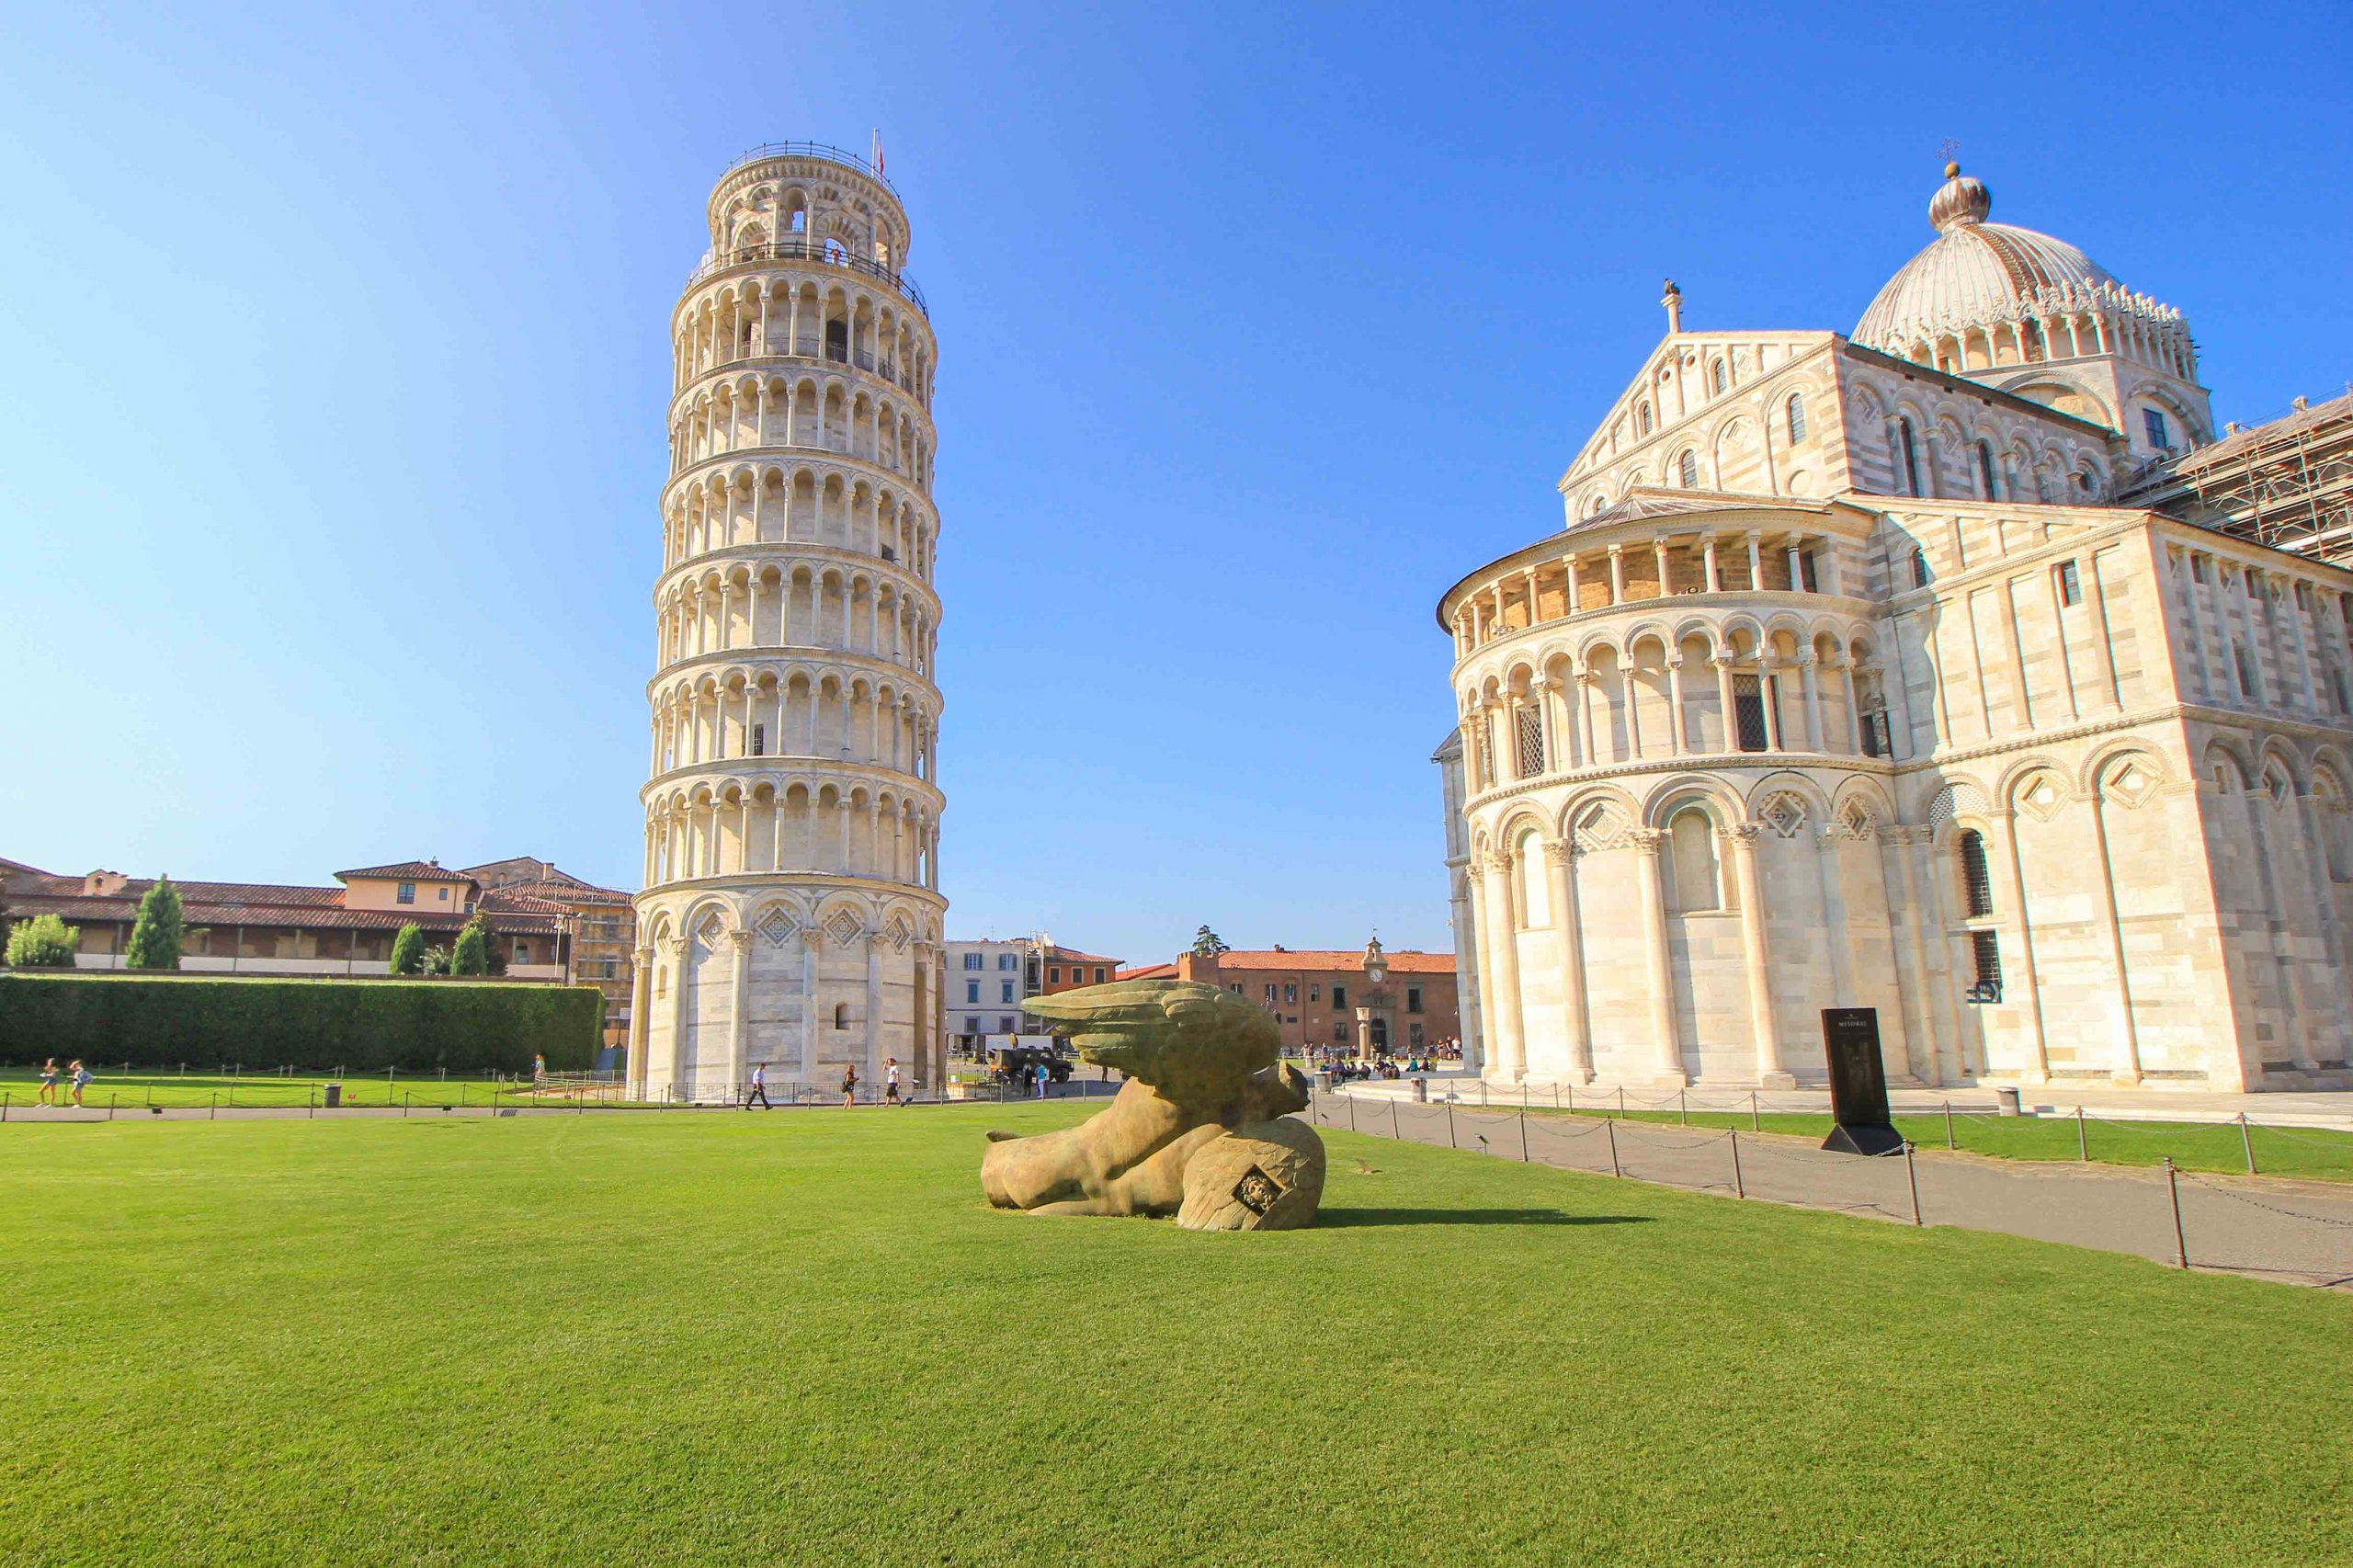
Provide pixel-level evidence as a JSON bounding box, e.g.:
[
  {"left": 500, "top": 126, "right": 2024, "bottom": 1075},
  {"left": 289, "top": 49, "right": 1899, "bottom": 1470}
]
[
  {"left": 1995, "top": 1085, "right": 2020, "bottom": 1117},
  {"left": 1411, "top": 1076, "right": 1429, "bottom": 1104},
  {"left": 324, "top": 1084, "right": 342, "bottom": 1108},
  {"left": 1313, "top": 1069, "right": 1334, "bottom": 1094}
]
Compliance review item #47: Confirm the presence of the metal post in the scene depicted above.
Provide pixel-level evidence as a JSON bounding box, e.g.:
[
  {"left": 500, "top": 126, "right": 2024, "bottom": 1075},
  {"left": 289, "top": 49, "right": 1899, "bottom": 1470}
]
[
  {"left": 1519, "top": 1110, "right": 1529, "bottom": 1163},
  {"left": 1730, "top": 1130, "right": 1745, "bottom": 1199},
  {"left": 1565, "top": 1083, "right": 1574, "bottom": 1116},
  {"left": 1750, "top": 1089, "right": 1759, "bottom": 1132},
  {"left": 1618, "top": 1086, "right": 1626, "bottom": 1118},
  {"left": 0, "top": 1092, "right": 7, "bottom": 1122},
  {"left": 2239, "top": 1112, "right": 2257, "bottom": 1176},
  {"left": 210, "top": 1092, "right": 217, "bottom": 1120},
  {"left": 1904, "top": 1140, "right": 1922, "bottom": 1226},
  {"left": 1678, "top": 1088, "right": 1688, "bottom": 1126},
  {"left": 403, "top": 1091, "right": 410, "bottom": 1119},
  {"left": 1943, "top": 1099, "right": 1955, "bottom": 1151},
  {"left": 1390, "top": 1098, "right": 1401, "bottom": 1141},
  {"left": 2076, "top": 1104, "right": 2088, "bottom": 1163},
  {"left": 1347, "top": 1096, "right": 1357, "bottom": 1132},
  {"left": 1446, "top": 1102, "right": 1457, "bottom": 1149},
  {"left": 308, "top": 1093, "right": 314, "bottom": 1119},
  {"left": 1553, "top": 1083, "right": 1562, "bottom": 1109},
  {"left": 2164, "top": 1156, "right": 2188, "bottom": 1268},
  {"left": 1606, "top": 1116, "right": 1621, "bottom": 1177},
  {"left": 108, "top": 1093, "right": 117, "bottom": 1122}
]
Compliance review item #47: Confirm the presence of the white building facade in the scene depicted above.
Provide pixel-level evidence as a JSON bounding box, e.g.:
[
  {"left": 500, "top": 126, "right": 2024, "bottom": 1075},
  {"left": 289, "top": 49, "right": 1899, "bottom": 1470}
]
[
  {"left": 632, "top": 143, "right": 948, "bottom": 1099},
  {"left": 1438, "top": 165, "right": 2353, "bottom": 1094},
  {"left": 945, "top": 938, "right": 1031, "bottom": 1042}
]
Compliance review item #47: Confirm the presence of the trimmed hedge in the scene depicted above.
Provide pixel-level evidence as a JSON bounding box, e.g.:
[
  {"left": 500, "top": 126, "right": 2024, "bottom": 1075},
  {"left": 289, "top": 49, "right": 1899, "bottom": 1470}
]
[{"left": 0, "top": 974, "right": 603, "bottom": 1074}]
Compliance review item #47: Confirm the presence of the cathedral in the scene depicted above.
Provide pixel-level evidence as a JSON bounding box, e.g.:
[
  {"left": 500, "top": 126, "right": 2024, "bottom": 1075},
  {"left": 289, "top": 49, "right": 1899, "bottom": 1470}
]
[{"left": 1437, "top": 162, "right": 2353, "bottom": 1094}]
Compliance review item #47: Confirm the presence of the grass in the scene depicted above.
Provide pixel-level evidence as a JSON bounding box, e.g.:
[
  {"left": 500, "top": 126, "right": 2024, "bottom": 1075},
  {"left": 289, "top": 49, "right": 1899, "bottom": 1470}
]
[
  {"left": 1490, "top": 1103, "right": 2353, "bottom": 1184},
  {"left": 0, "top": 1068, "right": 536, "bottom": 1110},
  {"left": 3, "top": 1108, "right": 2349, "bottom": 1566}
]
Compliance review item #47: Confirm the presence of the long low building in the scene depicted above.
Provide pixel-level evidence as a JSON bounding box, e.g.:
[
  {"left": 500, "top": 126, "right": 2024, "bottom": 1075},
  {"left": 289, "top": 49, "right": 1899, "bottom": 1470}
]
[
  {"left": 1122, "top": 944, "right": 1463, "bottom": 1059},
  {"left": 0, "top": 858, "right": 569, "bottom": 980}
]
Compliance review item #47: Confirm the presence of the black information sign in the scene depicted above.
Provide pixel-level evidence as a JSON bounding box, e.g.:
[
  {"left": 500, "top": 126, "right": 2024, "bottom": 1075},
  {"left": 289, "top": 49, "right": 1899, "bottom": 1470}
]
[{"left": 1820, "top": 1007, "right": 1904, "bottom": 1156}]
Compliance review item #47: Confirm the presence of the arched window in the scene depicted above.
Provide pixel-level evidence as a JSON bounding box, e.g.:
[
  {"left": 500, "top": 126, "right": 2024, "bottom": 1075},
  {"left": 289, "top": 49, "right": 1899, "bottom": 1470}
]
[
  {"left": 1711, "top": 360, "right": 1728, "bottom": 394},
  {"left": 1910, "top": 546, "right": 1931, "bottom": 588},
  {"left": 1957, "top": 830, "right": 1994, "bottom": 916},
  {"left": 1677, "top": 449, "right": 1699, "bottom": 489},
  {"left": 1898, "top": 418, "right": 1924, "bottom": 496},
  {"left": 1786, "top": 392, "right": 1807, "bottom": 444},
  {"left": 833, "top": 1002, "right": 850, "bottom": 1029},
  {"left": 1665, "top": 809, "right": 1721, "bottom": 913},
  {"left": 1638, "top": 401, "right": 1654, "bottom": 436},
  {"left": 1976, "top": 441, "right": 1999, "bottom": 499},
  {"left": 1514, "top": 831, "right": 1550, "bottom": 927}
]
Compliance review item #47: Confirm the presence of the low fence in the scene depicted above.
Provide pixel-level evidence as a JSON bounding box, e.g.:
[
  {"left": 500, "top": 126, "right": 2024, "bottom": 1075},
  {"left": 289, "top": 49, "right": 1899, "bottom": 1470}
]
[{"left": 1309, "top": 1091, "right": 2353, "bottom": 1288}]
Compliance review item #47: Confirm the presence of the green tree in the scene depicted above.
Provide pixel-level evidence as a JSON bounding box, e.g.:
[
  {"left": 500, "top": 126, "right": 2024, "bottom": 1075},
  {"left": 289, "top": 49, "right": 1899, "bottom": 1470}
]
[
  {"left": 6, "top": 914, "right": 80, "bottom": 969},
  {"left": 423, "top": 944, "right": 452, "bottom": 977},
  {"left": 389, "top": 923, "right": 426, "bottom": 976},
  {"left": 123, "top": 876, "right": 187, "bottom": 970},
  {"left": 450, "top": 917, "right": 491, "bottom": 977},
  {"left": 1189, "top": 926, "right": 1230, "bottom": 959}
]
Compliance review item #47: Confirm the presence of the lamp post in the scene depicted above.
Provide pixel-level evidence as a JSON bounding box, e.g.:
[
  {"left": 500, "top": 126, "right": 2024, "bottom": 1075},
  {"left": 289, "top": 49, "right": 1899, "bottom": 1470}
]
[{"left": 1354, "top": 937, "right": 1392, "bottom": 1063}]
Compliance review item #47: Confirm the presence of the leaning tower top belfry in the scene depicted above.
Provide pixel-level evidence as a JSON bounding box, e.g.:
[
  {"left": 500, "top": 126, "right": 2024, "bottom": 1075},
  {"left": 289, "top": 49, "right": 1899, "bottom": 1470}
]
[{"left": 631, "top": 142, "right": 948, "bottom": 1102}]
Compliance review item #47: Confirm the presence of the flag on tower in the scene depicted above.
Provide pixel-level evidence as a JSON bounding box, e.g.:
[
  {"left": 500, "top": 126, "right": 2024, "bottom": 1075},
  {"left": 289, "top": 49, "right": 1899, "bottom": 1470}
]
[{"left": 871, "top": 130, "right": 885, "bottom": 177}]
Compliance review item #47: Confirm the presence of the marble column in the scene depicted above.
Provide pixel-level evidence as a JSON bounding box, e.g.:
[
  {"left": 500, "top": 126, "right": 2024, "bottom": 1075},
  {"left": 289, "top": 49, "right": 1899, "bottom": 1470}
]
[
  {"left": 728, "top": 928, "right": 754, "bottom": 1089},
  {"left": 1631, "top": 829, "right": 1686, "bottom": 1085},
  {"left": 1543, "top": 840, "right": 1595, "bottom": 1082},
  {"left": 1727, "top": 825, "right": 1791, "bottom": 1086},
  {"left": 626, "top": 944, "right": 654, "bottom": 1098},
  {"left": 1477, "top": 851, "right": 1527, "bottom": 1081}
]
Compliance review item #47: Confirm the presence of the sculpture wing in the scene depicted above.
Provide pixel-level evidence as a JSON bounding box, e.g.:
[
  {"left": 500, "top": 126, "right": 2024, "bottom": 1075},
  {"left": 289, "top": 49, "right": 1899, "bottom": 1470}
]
[{"left": 1023, "top": 980, "right": 1277, "bottom": 1104}]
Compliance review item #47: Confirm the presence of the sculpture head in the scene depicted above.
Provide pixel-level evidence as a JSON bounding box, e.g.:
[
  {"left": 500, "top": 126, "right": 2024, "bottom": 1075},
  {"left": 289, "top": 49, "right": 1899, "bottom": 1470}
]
[{"left": 1023, "top": 979, "right": 1281, "bottom": 1107}]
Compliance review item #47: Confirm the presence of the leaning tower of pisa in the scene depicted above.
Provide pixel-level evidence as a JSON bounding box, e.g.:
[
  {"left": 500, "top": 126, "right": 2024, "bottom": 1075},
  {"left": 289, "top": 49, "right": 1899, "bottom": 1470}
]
[{"left": 631, "top": 143, "right": 946, "bottom": 1102}]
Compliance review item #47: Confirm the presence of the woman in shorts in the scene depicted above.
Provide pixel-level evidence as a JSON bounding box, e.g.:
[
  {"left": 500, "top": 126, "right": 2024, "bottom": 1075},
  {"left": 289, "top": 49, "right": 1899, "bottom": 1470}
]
[
  {"left": 69, "top": 1060, "right": 91, "bottom": 1108},
  {"left": 840, "top": 1064, "right": 858, "bottom": 1108},
  {"left": 36, "top": 1059, "right": 59, "bottom": 1107}
]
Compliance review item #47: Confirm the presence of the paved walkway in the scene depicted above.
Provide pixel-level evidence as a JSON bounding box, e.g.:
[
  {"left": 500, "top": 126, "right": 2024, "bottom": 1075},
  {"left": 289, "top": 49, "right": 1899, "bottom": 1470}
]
[
  {"left": 1332, "top": 1070, "right": 2353, "bottom": 1131},
  {"left": 1311, "top": 1092, "right": 2353, "bottom": 1289}
]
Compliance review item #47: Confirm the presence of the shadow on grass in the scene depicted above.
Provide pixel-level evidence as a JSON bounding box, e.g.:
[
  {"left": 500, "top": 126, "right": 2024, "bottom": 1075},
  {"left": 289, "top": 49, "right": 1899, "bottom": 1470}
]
[{"left": 1316, "top": 1208, "right": 1654, "bottom": 1229}]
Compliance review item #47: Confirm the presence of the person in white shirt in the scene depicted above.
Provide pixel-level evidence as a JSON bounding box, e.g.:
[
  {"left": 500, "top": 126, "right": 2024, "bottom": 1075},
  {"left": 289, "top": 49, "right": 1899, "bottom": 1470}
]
[
  {"left": 745, "top": 1061, "right": 770, "bottom": 1110},
  {"left": 884, "top": 1057, "right": 904, "bottom": 1106}
]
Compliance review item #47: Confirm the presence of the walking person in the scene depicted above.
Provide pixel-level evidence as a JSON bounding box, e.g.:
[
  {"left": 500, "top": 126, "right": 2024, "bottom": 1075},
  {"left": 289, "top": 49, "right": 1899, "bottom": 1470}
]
[
  {"left": 1034, "top": 1060, "right": 1050, "bottom": 1101},
  {"left": 69, "top": 1060, "right": 91, "bottom": 1108},
  {"left": 884, "top": 1057, "right": 903, "bottom": 1107},
  {"left": 36, "top": 1058, "right": 59, "bottom": 1107},
  {"left": 745, "top": 1062, "right": 770, "bottom": 1110},
  {"left": 840, "top": 1063, "right": 858, "bottom": 1108}
]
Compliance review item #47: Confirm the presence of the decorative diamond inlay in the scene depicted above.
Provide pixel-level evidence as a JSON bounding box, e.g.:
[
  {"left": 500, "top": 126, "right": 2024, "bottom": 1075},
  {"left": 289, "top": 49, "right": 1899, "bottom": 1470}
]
[
  {"left": 1762, "top": 795, "right": 1807, "bottom": 839},
  {"left": 758, "top": 909, "right": 798, "bottom": 949},
  {"left": 825, "top": 908, "right": 863, "bottom": 948}
]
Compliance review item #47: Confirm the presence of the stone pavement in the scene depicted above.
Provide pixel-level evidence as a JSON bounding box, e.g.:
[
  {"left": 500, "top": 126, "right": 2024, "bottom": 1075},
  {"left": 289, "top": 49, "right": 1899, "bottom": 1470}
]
[
  {"left": 1311, "top": 1091, "right": 2353, "bottom": 1289},
  {"left": 1333, "top": 1069, "right": 2353, "bottom": 1131}
]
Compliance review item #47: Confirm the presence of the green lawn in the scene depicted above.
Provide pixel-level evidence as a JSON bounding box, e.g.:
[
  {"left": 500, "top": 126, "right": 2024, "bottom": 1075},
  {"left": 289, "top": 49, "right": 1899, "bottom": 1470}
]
[
  {"left": 0, "top": 1068, "right": 534, "bottom": 1110},
  {"left": 4, "top": 1108, "right": 2348, "bottom": 1566},
  {"left": 1489, "top": 1104, "right": 2353, "bottom": 1184}
]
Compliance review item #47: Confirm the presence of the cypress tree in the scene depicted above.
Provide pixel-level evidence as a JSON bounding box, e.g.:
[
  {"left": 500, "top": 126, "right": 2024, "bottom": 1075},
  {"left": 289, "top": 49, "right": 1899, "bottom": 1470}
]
[
  {"left": 389, "top": 923, "right": 426, "bottom": 976},
  {"left": 450, "top": 917, "right": 491, "bottom": 977},
  {"left": 123, "top": 876, "right": 186, "bottom": 970}
]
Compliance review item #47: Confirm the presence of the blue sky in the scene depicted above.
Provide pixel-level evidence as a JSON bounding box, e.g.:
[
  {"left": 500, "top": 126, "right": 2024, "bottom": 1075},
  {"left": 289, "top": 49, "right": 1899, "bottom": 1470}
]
[{"left": 3, "top": 2, "right": 2347, "bottom": 963}]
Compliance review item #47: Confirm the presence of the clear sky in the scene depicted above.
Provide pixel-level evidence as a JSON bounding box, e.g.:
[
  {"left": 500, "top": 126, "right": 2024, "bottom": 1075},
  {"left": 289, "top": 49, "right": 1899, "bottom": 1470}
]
[{"left": 3, "top": 2, "right": 2348, "bottom": 963}]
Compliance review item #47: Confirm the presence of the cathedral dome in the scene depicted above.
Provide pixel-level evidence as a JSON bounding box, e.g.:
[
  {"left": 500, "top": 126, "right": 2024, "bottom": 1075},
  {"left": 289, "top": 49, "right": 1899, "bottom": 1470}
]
[{"left": 1852, "top": 164, "right": 2175, "bottom": 356}]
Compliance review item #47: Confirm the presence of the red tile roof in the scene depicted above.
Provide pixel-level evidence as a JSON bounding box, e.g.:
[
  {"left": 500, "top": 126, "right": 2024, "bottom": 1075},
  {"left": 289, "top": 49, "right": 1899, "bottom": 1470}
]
[
  {"left": 335, "top": 861, "right": 475, "bottom": 884},
  {"left": 1115, "top": 963, "right": 1177, "bottom": 982},
  {"left": 6, "top": 872, "right": 559, "bottom": 936},
  {"left": 1210, "top": 949, "right": 1458, "bottom": 974},
  {"left": 1042, "top": 947, "right": 1123, "bottom": 966}
]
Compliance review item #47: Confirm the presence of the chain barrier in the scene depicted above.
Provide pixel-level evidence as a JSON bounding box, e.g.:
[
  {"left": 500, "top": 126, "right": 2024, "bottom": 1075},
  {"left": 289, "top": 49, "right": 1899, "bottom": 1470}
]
[{"left": 2177, "top": 1170, "right": 2353, "bottom": 1231}]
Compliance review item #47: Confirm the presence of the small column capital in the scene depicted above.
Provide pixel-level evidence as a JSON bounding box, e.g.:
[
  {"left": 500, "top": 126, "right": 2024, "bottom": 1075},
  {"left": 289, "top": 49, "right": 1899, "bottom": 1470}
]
[
  {"left": 727, "top": 929, "right": 755, "bottom": 954},
  {"left": 1628, "top": 828, "right": 1667, "bottom": 856},
  {"left": 1541, "top": 838, "right": 1576, "bottom": 867},
  {"left": 1724, "top": 823, "right": 1765, "bottom": 846}
]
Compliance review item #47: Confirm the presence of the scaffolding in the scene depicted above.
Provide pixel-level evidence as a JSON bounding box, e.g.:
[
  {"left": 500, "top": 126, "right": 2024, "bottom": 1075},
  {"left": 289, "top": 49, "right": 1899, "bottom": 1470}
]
[{"left": 2120, "top": 388, "right": 2353, "bottom": 566}]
